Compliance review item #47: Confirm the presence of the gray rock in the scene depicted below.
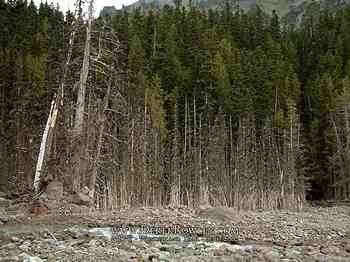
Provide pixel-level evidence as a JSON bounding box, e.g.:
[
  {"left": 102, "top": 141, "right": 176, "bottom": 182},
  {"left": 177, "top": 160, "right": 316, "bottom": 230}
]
[
  {"left": 145, "top": 247, "right": 161, "bottom": 254},
  {"left": 19, "top": 241, "right": 31, "bottom": 252},
  {"left": 2, "top": 242, "right": 17, "bottom": 249},
  {"left": 196, "top": 207, "right": 237, "bottom": 222},
  {"left": 130, "top": 240, "right": 148, "bottom": 250},
  {"left": 263, "top": 248, "right": 282, "bottom": 262},
  {"left": 88, "top": 239, "right": 98, "bottom": 247},
  {"left": 88, "top": 227, "right": 113, "bottom": 241},
  {"left": 0, "top": 197, "right": 11, "bottom": 207},
  {"left": 158, "top": 251, "right": 171, "bottom": 261},
  {"left": 345, "top": 244, "right": 350, "bottom": 253},
  {"left": 145, "top": 253, "right": 159, "bottom": 261},
  {"left": 20, "top": 253, "right": 43, "bottom": 262},
  {"left": 45, "top": 181, "right": 63, "bottom": 201},
  {"left": 11, "top": 236, "right": 21, "bottom": 242},
  {"left": 3, "top": 256, "right": 20, "bottom": 261},
  {"left": 321, "top": 245, "right": 343, "bottom": 255},
  {"left": 72, "top": 192, "right": 92, "bottom": 206},
  {"left": 286, "top": 248, "right": 302, "bottom": 258},
  {"left": 213, "top": 248, "right": 225, "bottom": 256},
  {"left": 64, "top": 225, "right": 88, "bottom": 238},
  {"left": 152, "top": 241, "right": 162, "bottom": 248}
]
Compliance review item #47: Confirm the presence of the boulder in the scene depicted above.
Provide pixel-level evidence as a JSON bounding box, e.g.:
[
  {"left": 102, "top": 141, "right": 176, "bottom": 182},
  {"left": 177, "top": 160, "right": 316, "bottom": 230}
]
[
  {"left": 195, "top": 206, "right": 237, "bottom": 222},
  {"left": 20, "top": 253, "right": 43, "bottom": 262},
  {"left": 72, "top": 192, "right": 92, "bottom": 207},
  {"left": 30, "top": 200, "right": 48, "bottom": 216},
  {"left": 213, "top": 248, "right": 225, "bottom": 256},
  {"left": 88, "top": 228, "right": 113, "bottom": 241},
  {"left": 45, "top": 180, "right": 63, "bottom": 200},
  {"left": 64, "top": 225, "right": 89, "bottom": 239},
  {"left": 81, "top": 186, "right": 90, "bottom": 195},
  {"left": 0, "top": 197, "right": 11, "bottom": 207}
]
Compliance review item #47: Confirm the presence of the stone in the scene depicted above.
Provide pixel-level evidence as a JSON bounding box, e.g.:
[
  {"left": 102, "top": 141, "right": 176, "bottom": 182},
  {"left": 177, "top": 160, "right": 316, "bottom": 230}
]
[
  {"left": 2, "top": 242, "right": 17, "bottom": 249},
  {"left": 64, "top": 225, "right": 89, "bottom": 238},
  {"left": 88, "top": 227, "right": 113, "bottom": 241},
  {"left": 225, "top": 244, "right": 256, "bottom": 254},
  {"left": 263, "top": 248, "right": 282, "bottom": 262},
  {"left": 30, "top": 200, "right": 48, "bottom": 216},
  {"left": 45, "top": 181, "right": 63, "bottom": 201},
  {"left": 11, "top": 236, "right": 21, "bottom": 242},
  {"left": 47, "top": 253, "right": 55, "bottom": 262},
  {"left": 152, "top": 241, "right": 162, "bottom": 248},
  {"left": 20, "top": 253, "right": 43, "bottom": 262},
  {"left": 286, "top": 249, "right": 302, "bottom": 258},
  {"left": 0, "top": 197, "right": 11, "bottom": 207},
  {"left": 72, "top": 192, "right": 92, "bottom": 206},
  {"left": 131, "top": 240, "right": 148, "bottom": 250},
  {"left": 213, "top": 248, "right": 225, "bottom": 256},
  {"left": 82, "top": 186, "right": 90, "bottom": 195},
  {"left": 146, "top": 254, "right": 158, "bottom": 261},
  {"left": 158, "top": 251, "right": 171, "bottom": 261},
  {"left": 345, "top": 244, "right": 350, "bottom": 253},
  {"left": 67, "top": 239, "right": 86, "bottom": 247},
  {"left": 195, "top": 206, "right": 237, "bottom": 222},
  {"left": 19, "top": 241, "right": 31, "bottom": 252},
  {"left": 88, "top": 239, "right": 98, "bottom": 247},
  {"left": 45, "top": 200, "right": 61, "bottom": 211},
  {"left": 321, "top": 245, "right": 342, "bottom": 255}
]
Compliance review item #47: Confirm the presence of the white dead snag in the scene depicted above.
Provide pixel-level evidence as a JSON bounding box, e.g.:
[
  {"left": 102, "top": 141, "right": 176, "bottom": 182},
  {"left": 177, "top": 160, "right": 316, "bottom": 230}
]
[
  {"left": 33, "top": 1, "right": 81, "bottom": 193},
  {"left": 33, "top": 99, "right": 58, "bottom": 192},
  {"left": 74, "top": 0, "right": 93, "bottom": 137}
]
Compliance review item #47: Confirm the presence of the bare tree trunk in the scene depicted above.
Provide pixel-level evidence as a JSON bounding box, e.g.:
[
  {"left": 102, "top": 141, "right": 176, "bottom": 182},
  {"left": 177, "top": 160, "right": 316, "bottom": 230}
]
[
  {"left": 74, "top": 0, "right": 93, "bottom": 136},
  {"left": 170, "top": 100, "right": 180, "bottom": 206},
  {"left": 34, "top": 99, "right": 58, "bottom": 192},
  {"left": 33, "top": 1, "right": 81, "bottom": 192},
  {"left": 72, "top": 0, "right": 94, "bottom": 192},
  {"left": 343, "top": 80, "right": 350, "bottom": 199},
  {"left": 89, "top": 72, "right": 112, "bottom": 201}
]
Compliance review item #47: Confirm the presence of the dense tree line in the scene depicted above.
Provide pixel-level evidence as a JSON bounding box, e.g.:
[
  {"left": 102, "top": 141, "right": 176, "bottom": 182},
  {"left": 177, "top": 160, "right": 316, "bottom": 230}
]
[{"left": 1, "top": 0, "right": 350, "bottom": 209}]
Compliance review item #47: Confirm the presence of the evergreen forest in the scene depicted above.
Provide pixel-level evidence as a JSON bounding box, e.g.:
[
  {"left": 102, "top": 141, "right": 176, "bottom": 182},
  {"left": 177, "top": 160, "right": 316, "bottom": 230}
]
[{"left": 1, "top": 0, "right": 350, "bottom": 209}]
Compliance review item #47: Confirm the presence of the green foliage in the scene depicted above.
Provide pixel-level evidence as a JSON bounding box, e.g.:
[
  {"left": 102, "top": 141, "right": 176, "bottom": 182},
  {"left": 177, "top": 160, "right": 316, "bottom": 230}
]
[
  {"left": 24, "top": 53, "right": 47, "bottom": 96},
  {"left": 128, "top": 35, "right": 145, "bottom": 74},
  {"left": 3, "top": 0, "right": 350, "bottom": 198},
  {"left": 146, "top": 74, "right": 166, "bottom": 137}
]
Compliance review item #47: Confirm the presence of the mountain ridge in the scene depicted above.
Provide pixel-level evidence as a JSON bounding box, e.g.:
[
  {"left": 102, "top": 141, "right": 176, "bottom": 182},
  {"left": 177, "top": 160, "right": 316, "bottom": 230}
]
[
  {"left": 100, "top": 0, "right": 349, "bottom": 23},
  {"left": 124, "top": 0, "right": 346, "bottom": 16}
]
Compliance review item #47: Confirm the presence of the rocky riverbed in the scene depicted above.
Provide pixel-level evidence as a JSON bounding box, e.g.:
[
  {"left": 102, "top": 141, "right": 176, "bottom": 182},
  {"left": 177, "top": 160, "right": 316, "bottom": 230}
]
[{"left": 1, "top": 204, "right": 350, "bottom": 261}]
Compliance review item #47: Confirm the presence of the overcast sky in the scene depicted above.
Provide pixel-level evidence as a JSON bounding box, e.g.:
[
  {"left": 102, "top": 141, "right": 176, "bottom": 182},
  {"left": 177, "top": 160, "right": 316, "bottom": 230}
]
[{"left": 33, "top": 0, "right": 138, "bottom": 14}]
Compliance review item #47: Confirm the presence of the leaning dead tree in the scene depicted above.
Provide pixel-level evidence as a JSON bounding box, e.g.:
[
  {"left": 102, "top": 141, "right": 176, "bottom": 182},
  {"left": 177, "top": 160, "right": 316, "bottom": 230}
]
[{"left": 33, "top": 0, "right": 82, "bottom": 193}]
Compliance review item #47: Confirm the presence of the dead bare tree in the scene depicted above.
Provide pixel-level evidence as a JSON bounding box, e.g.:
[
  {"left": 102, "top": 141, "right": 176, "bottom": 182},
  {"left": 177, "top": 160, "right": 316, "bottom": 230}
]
[
  {"left": 33, "top": 0, "right": 82, "bottom": 193},
  {"left": 71, "top": 0, "right": 94, "bottom": 193}
]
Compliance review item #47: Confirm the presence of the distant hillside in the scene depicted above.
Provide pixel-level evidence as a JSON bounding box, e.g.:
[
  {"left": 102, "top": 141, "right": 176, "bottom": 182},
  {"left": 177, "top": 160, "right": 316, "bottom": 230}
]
[
  {"left": 100, "top": 6, "right": 117, "bottom": 17},
  {"left": 125, "top": 0, "right": 258, "bottom": 13},
  {"left": 100, "top": 0, "right": 349, "bottom": 22}
]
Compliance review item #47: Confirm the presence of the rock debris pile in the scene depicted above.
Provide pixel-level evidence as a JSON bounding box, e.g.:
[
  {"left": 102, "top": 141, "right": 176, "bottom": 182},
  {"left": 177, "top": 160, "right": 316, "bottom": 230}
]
[{"left": 0, "top": 204, "right": 350, "bottom": 261}]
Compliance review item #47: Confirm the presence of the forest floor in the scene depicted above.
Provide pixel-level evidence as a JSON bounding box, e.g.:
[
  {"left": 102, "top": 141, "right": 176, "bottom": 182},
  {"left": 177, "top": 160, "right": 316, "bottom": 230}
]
[{"left": 1, "top": 202, "right": 350, "bottom": 261}]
